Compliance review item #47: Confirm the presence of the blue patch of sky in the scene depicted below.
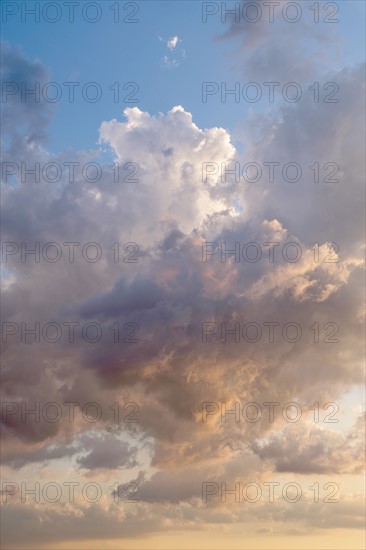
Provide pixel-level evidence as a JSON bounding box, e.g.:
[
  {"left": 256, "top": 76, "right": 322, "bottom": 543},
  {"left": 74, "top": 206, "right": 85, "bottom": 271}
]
[{"left": 1, "top": 0, "right": 364, "bottom": 153}]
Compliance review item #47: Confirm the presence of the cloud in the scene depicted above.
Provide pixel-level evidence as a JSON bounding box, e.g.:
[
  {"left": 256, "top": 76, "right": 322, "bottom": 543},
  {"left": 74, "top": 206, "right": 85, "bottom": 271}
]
[
  {"left": 0, "top": 40, "right": 53, "bottom": 156},
  {"left": 167, "top": 36, "right": 179, "bottom": 51},
  {"left": 252, "top": 415, "right": 366, "bottom": 474},
  {"left": 1, "top": 39, "right": 365, "bottom": 547},
  {"left": 218, "top": 0, "right": 341, "bottom": 82},
  {"left": 75, "top": 432, "right": 138, "bottom": 471},
  {"left": 159, "top": 34, "right": 184, "bottom": 68}
]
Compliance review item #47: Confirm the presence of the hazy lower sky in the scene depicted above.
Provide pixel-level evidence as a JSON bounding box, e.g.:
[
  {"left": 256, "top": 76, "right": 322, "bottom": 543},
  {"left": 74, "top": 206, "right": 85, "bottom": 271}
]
[{"left": 1, "top": 1, "right": 365, "bottom": 549}]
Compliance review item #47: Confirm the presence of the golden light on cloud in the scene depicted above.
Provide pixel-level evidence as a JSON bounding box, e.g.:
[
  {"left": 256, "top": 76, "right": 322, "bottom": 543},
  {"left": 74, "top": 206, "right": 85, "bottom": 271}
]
[{"left": 1, "top": 1, "right": 365, "bottom": 548}]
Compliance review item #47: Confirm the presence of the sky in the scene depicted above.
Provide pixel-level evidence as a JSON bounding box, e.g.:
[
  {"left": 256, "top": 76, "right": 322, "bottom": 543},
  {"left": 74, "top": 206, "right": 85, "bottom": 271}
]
[{"left": 0, "top": 1, "right": 365, "bottom": 549}]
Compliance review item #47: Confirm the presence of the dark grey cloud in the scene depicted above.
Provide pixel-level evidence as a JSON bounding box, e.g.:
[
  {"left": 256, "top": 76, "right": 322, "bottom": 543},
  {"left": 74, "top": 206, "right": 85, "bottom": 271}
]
[
  {"left": 218, "top": 0, "right": 341, "bottom": 81},
  {"left": 252, "top": 415, "right": 365, "bottom": 474},
  {"left": 1, "top": 40, "right": 53, "bottom": 156},
  {"left": 0, "top": 35, "right": 364, "bottom": 548}
]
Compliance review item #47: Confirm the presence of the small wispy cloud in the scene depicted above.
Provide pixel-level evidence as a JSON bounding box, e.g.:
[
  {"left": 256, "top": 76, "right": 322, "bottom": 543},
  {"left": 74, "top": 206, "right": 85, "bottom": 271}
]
[
  {"left": 158, "top": 34, "right": 184, "bottom": 69},
  {"left": 167, "top": 36, "right": 179, "bottom": 51},
  {"left": 161, "top": 55, "right": 180, "bottom": 69}
]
